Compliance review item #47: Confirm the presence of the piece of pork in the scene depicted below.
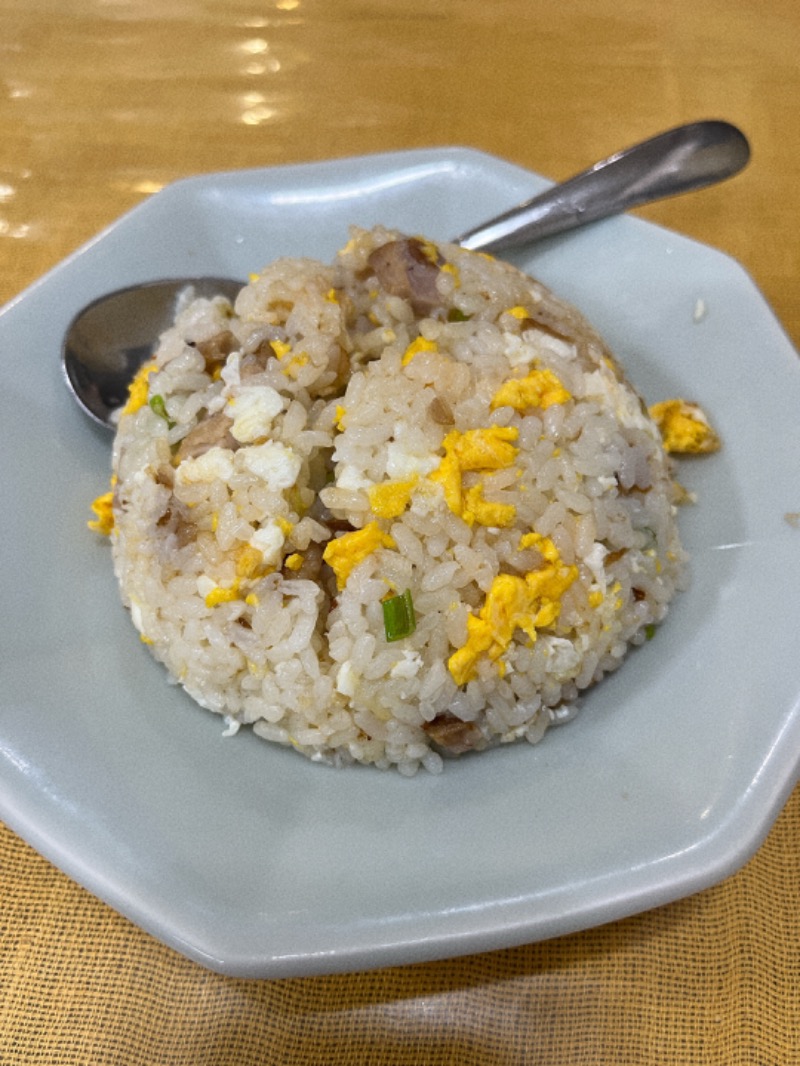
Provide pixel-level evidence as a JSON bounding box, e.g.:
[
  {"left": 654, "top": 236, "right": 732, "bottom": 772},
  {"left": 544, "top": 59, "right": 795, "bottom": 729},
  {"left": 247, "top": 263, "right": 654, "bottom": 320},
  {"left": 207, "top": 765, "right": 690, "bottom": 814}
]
[
  {"left": 422, "top": 714, "right": 485, "bottom": 755},
  {"left": 174, "top": 411, "right": 238, "bottom": 462},
  {"left": 367, "top": 238, "right": 443, "bottom": 316}
]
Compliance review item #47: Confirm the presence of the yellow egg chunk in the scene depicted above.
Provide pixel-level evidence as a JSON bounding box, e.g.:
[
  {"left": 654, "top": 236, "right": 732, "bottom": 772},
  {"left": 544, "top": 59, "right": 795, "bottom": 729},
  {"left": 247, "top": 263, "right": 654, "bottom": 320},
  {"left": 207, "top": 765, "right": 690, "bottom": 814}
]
[
  {"left": 430, "top": 427, "right": 519, "bottom": 525},
  {"left": 518, "top": 530, "right": 559, "bottom": 561},
  {"left": 461, "top": 483, "right": 516, "bottom": 528},
  {"left": 429, "top": 450, "right": 463, "bottom": 515},
  {"left": 269, "top": 339, "right": 292, "bottom": 360},
  {"left": 368, "top": 477, "right": 418, "bottom": 519},
  {"left": 88, "top": 490, "right": 115, "bottom": 535},
  {"left": 235, "top": 544, "right": 264, "bottom": 580},
  {"left": 322, "top": 521, "right": 396, "bottom": 590},
  {"left": 648, "top": 399, "right": 721, "bottom": 454},
  {"left": 491, "top": 368, "right": 572, "bottom": 412},
  {"left": 430, "top": 427, "right": 519, "bottom": 524},
  {"left": 401, "top": 336, "right": 438, "bottom": 367},
  {"left": 281, "top": 352, "right": 309, "bottom": 378},
  {"left": 441, "top": 426, "right": 519, "bottom": 471},
  {"left": 205, "top": 582, "right": 241, "bottom": 608},
  {"left": 448, "top": 536, "right": 577, "bottom": 685},
  {"left": 120, "top": 360, "right": 157, "bottom": 416}
]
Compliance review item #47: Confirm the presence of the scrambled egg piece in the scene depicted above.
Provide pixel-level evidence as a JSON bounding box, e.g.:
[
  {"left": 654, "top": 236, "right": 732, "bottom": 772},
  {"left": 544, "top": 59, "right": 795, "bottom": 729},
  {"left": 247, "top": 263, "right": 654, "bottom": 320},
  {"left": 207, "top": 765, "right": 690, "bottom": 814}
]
[
  {"left": 368, "top": 477, "right": 418, "bottom": 519},
  {"left": 205, "top": 583, "right": 240, "bottom": 608},
  {"left": 448, "top": 426, "right": 519, "bottom": 470},
  {"left": 648, "top": 399, "right": 721, "bottom": 454},
  {"left": 281, "top": 351, "right": 309, "bottom": 378},
  {"left": 120, "top": 360, "right": 158, "bottom": 416},
  {"left": 249, "top": 517, "right": 293, "bottom": 567},
  {"left": 385, "top": 437, "right": 440, "bottom": 480},
  {"left": 491, "top": 368, "right": 571, "bottom": 412},
  {"left": 88, "top": 490, "right": 115, "bottom": 535},
  {"left": 401, "top": 336, "right": 438, "bottom": 367},
  {"left": 322, "top": 521, "right": 396, "bottom": 590},
  {"left": 197, "top": 574, "right": 241, "bottom": 608},
  {"left": 228, "top": 385, "right": 283, "bottom": 443},
  {"left": 269, "top": 339, "right": 292, "bottom": 360},
  {"left": 430, "top": 426, "right": 519, "bottom": 525},
  {"left": 176, "top": 446, "right": 236, "bottom": 485},
  {"left": 462, "top": 483, "right": 516, "bottom": 528},
  {"left": 448, "top": 533, "right": 578, "bottom": 685},
  {"left": 238, "top": 441, "right": 302, "bottom": 491},
  {"left": 235, "top": 544, "right": 265, "bottom": 579}
]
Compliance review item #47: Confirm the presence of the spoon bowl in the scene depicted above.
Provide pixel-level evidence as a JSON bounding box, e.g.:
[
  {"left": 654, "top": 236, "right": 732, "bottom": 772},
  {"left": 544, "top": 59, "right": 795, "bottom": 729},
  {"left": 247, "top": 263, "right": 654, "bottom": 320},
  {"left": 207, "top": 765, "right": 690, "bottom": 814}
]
[
  {"left": 63, "top": 277, "right": 242, "bottom": 428},
  {"left": 62, "top": 120, "right": 750, "bottom": 429}
]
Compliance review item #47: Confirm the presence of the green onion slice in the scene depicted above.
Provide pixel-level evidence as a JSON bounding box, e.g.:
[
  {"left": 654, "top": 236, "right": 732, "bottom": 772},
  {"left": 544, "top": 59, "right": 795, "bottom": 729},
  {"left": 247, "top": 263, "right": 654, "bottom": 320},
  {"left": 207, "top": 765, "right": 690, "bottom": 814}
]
[
  {"left": 383, "top": 589, "right": 416, "bottom": 642},
  {"left": 149, "top": 394, "right": 174, "bottom": 427},
  {"left": 149, "top": 396, "right": 169, "bottom": 420}
]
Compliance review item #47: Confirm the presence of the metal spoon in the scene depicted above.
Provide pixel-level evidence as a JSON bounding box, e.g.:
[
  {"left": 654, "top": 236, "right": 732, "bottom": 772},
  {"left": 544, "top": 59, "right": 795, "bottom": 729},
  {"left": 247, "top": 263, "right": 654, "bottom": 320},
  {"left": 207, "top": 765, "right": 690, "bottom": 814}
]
[
  {"left": 63, "top": 278, "right": 243, "bottom": 428},
  {"left": 63, "top": 119, "right": 750, "bottom": 429}
]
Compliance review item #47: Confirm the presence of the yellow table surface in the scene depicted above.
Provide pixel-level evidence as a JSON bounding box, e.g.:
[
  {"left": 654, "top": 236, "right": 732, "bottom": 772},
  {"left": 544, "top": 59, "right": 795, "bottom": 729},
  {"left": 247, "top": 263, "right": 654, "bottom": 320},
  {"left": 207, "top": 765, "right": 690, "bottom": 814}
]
[{"left": 1, "top": 1, "right": 798, "bottom": 1062}]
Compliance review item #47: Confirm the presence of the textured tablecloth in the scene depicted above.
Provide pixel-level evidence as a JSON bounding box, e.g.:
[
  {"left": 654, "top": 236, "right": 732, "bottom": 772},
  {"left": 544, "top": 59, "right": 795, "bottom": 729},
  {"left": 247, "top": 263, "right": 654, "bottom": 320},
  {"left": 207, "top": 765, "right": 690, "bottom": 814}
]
[
  {"left": 2, "top": 791, "right": 799, "bottom": 1063},
  {"left": 1, "top": 1, "right": 798, "bottom": 1061}
]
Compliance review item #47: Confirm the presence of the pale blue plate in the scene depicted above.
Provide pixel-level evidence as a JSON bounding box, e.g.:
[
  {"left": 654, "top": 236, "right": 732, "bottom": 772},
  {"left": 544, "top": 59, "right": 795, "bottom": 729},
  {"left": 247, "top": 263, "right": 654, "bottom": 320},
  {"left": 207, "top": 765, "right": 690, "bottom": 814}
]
[{"left": 1, "top": 149, "right": 799, "bottom": 977}]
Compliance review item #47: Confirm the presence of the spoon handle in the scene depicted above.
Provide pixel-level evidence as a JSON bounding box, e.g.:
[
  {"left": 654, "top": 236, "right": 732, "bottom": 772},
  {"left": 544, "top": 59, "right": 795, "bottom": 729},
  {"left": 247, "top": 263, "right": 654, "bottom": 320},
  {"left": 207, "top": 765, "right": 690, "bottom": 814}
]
[{"left": 455, "top": 119, "right": 750, "bottom": 253}]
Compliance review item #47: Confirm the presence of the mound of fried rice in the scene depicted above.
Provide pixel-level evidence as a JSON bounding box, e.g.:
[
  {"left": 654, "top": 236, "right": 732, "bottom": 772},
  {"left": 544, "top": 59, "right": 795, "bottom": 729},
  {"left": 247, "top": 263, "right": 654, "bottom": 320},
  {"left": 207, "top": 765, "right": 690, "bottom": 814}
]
[{"left": 107, "top": 227, "right": 687, "bottom": 775}]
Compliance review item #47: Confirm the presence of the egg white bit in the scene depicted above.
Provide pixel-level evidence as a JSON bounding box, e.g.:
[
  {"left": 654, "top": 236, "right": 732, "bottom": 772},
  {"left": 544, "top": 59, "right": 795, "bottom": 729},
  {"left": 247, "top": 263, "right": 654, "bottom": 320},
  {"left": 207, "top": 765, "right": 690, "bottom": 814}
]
[{"left": 693, "top": 298, "right": 707, "bottom": 323}]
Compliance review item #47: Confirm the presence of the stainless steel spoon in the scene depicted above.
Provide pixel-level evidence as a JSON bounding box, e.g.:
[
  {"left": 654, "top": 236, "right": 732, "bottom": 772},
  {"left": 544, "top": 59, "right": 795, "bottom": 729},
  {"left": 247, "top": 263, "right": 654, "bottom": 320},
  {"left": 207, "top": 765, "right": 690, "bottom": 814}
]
[{"left": 63, "top": 119, "right": 750, "bottom": 429}]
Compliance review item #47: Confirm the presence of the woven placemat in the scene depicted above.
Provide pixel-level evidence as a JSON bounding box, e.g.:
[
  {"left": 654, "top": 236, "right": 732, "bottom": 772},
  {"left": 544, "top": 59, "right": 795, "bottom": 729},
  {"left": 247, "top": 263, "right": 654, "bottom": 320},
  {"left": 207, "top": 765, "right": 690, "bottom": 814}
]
[{"left": 1, "top": 784, "right": 798, "bottom": 1065}]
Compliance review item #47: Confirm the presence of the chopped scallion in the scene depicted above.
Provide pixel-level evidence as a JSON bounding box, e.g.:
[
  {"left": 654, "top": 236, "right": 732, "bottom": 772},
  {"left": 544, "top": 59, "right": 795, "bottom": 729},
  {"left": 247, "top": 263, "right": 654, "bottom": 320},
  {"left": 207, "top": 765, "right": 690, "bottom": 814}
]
[
  {"left": 383, "top": 588, "right": 416, "bottom": 642},
  {"left": 149, "top": 394, "right": 174, "bottom": 427},
  {"left": 645, "top": 623, "right": 656, "bottom": 641}
]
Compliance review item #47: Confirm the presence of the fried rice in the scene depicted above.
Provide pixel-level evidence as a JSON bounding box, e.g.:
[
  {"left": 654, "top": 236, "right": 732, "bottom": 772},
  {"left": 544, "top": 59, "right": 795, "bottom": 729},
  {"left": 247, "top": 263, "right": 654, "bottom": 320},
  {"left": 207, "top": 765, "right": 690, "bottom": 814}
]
[{"left": 104, "top": 227, "right": 687, "bottom": 774}]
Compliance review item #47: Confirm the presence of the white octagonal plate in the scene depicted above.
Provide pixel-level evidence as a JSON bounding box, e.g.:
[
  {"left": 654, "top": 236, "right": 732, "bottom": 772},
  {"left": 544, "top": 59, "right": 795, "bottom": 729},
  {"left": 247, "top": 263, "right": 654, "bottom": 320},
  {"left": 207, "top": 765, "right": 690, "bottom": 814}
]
[{"left": 1, "top": 148, "right": 799, "bottom": 977}]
